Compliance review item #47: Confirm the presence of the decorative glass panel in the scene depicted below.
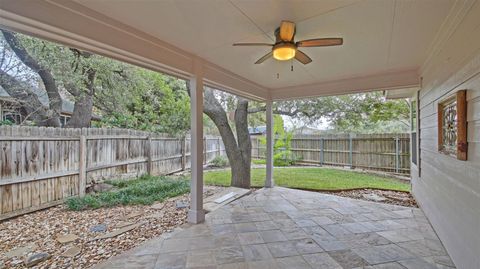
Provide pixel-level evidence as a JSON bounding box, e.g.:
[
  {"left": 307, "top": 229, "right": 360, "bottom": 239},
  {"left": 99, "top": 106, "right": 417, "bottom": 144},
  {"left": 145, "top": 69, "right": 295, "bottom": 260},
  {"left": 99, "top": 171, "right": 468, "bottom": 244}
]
[{"left": 441, "top": 100, "right": 457, "bottom": 156}]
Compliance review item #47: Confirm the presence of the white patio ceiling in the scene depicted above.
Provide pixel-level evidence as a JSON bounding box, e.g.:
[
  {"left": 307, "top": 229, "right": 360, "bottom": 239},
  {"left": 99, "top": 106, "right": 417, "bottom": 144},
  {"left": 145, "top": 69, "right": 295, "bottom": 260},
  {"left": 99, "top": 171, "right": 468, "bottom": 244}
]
[{"left": 0, "top": 0, "right": 460, "bottom": 101}]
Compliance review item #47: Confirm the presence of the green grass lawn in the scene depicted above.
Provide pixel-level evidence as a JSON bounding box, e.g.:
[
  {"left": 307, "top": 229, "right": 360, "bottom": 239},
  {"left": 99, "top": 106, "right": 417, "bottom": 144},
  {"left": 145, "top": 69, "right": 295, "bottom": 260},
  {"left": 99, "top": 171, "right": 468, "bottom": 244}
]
[
  {"left": 252, "top": 159, "right": 266, "bottom": 165},
  {"left": 66, "top": 175, "right": 190, "bottom": 211},
  {"left": 204, "top": 167, "right": 410, "bottom": 192}
]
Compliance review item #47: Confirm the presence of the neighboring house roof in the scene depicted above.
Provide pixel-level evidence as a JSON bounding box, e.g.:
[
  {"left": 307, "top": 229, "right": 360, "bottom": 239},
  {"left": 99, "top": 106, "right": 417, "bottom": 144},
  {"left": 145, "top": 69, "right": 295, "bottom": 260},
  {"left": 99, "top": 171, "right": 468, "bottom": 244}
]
[
  {"left": 248, "top": 126, "right": 266, "bottom": 135},
  {"left": 0, "top": 85, "right": 102, "bottom": 121},
  {"left": 0, "top": 85, "right": 75, "bottom": 113}
]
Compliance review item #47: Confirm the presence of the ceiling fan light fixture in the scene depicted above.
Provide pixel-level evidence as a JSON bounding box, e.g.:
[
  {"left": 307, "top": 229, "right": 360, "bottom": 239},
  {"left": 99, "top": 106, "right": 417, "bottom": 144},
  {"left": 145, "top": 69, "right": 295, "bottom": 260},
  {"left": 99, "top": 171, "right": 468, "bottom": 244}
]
[
  {"left": 234, "top": 20, "right": 343, "bottom": 65},
  {"left": 273, "top": 43, "right": 296, "bottom": 61}
]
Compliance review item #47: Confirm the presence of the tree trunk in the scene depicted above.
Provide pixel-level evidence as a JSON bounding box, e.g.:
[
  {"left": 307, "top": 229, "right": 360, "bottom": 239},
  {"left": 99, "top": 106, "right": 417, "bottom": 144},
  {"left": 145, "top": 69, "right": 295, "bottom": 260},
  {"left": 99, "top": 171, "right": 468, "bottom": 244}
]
[
  {"left": 65, "top": 69, "right": 95, "bottom": 128},
  {"left": 65, "top": 92, "right": 93, "bottom": 128},
  {"left": 232, "top": 98, "right": 251, "bottom": 188},
  {"left": 201, "top": 88, "right": 251, "bottom": 189}
]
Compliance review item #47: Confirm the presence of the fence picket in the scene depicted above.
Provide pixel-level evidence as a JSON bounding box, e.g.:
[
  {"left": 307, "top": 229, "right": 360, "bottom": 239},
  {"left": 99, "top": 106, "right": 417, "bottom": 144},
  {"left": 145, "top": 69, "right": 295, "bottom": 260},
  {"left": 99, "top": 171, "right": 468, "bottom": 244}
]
[
  {"left": 251, "top": 133, "right": 410, "bottom": 174},
  {"left": 0, "top": 126, "right": 225, "bottom": 219}
]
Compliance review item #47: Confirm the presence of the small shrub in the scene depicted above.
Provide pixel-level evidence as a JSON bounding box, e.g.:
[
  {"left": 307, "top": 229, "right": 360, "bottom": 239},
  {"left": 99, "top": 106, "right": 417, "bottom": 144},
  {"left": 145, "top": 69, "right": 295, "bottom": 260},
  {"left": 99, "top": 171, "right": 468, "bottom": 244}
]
[
  {"left": 0, "top": 119, "right": 14, "bottom": 126},
  {"left": 274, "top": 150, "right": 298, "bottom": 166},
  {"left": 252, "top": 159, "right": 266, "bottom": 165},
  {"left": 210, "top": 155, "right": 229, "bottom": 168},
  {"left": 251, "top": 152, "right": 301, "bottom": 166},
  {"left": 66, "top": 175, "right": 190, "bottom": 211}
]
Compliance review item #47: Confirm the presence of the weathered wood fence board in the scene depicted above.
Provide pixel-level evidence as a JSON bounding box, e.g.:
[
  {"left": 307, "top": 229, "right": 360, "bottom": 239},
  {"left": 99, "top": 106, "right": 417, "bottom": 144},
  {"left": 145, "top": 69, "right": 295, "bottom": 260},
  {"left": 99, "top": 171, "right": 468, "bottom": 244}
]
[
  {"left": 251, "top": 133, "right": 410, "bottom": 174},
  {"left": 0, "top": 126, "right": 225, "bottom": 220}
]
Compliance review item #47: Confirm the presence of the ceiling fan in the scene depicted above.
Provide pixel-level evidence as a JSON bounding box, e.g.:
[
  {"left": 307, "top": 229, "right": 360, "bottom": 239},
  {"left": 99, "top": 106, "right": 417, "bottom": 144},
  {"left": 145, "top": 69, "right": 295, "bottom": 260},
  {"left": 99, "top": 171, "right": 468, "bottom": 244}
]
[{"left": 233, "top": 21, "right": 343, "bottom": 65}]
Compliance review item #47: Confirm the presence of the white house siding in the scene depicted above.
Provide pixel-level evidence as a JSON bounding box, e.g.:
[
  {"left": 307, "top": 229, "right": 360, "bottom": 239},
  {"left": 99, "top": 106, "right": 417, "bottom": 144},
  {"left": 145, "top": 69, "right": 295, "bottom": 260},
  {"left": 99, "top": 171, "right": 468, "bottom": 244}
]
[{"left": 413, "top": 3, "right": 480, "bottom": 268}]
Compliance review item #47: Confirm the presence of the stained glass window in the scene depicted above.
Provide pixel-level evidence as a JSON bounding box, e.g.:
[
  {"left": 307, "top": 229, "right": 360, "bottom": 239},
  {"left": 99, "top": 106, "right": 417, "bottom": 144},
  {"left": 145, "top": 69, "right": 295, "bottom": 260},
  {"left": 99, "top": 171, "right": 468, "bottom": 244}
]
[
  {"left": 440, "top": 100, "right": 457, "bottom": 156},
  {"left": 438, "top": 90, "right": 467, "bottom": 160}
]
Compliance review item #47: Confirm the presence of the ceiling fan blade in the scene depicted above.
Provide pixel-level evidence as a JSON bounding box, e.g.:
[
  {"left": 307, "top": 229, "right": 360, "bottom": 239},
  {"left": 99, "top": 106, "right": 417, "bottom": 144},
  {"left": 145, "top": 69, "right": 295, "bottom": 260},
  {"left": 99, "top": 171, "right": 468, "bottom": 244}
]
[
  {"left": 297, "top": 38, "right": 343, "bottom": 47},
  {"left": 233, "top": 43, "right": 273, "bottom": 46},
  {"left": 295, "top": 50, "right": 312, "bottom": 65},
  {"left": 279, "top": 21, "right": 295, "bottom": 41},
  {"left": 255, "top": 51, "right": 273, "bottom": 64}
]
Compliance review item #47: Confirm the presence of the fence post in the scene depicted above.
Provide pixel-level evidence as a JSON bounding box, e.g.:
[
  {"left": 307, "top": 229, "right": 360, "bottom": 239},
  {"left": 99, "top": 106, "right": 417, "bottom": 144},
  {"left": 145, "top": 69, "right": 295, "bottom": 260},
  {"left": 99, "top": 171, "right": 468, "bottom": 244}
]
[
  {"left": 146, "top": 136, "right": 152, "bottom": 175},
  {"left": 257, "top": 137, "right": 260, "bottom": 158},
  {"left": 217, "top": 137, "right": 221, "bottom": 157},
  {"left": 349, "top": 134, "right": 353, "bottom": 169},
  {"left": 395, "top": 137, "right": 400, "bottom": 173},
  {"left": 78, "top": 135, "right": 87, "bottom": 197},
  {"left": 320, "top": 138, "right": 324, "bottom": 166},
  {"left": 181, "top": 136, "right": 187, "bottom": 171},
  {"left": 203, "top": 137, "right": 207, "bottom": 165}
]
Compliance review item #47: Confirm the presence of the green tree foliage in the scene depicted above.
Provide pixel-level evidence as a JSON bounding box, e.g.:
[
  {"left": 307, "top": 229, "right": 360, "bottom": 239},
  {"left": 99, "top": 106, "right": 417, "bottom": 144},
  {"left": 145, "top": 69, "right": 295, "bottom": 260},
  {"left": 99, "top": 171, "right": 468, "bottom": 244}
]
[
  {"left": 1, "top": 30, "right": 191, "bottom": 134},
  {"left": 259, "top": 115, "right": 297, "bottom": 166},
  {"left": 100, "top": 69, "right": 190, "bottom": 135},
  {"left": 272, "top": 92, "right": 409, "bottom": 133}
]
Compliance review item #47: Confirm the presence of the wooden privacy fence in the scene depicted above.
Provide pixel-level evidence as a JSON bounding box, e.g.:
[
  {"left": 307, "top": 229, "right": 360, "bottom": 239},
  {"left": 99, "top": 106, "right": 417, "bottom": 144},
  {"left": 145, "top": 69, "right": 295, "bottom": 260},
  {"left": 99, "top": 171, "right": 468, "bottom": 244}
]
[
  {"left": 251, "top": 133, "right": 410, "bottom": 175},
  {"left": 0, "top": 126, "right": 225, "bottom": 220}
]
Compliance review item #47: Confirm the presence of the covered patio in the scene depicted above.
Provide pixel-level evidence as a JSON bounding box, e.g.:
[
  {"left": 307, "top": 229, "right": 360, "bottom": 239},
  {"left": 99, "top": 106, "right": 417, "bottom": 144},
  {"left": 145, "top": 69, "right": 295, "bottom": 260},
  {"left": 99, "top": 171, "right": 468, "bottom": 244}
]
[
  {"left": 94, "top": 187, "right": 453, "bottom": 269},
  {"left": 1, "top": 0, "right": 479, "bottom": 268}
]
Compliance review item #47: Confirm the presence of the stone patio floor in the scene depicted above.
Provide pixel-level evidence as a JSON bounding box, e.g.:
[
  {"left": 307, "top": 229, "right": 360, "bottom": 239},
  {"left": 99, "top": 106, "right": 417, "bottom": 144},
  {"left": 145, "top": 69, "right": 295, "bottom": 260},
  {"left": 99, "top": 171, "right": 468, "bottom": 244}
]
[{"left": 94, "top": 187, "right": 455, "bottom": 269}]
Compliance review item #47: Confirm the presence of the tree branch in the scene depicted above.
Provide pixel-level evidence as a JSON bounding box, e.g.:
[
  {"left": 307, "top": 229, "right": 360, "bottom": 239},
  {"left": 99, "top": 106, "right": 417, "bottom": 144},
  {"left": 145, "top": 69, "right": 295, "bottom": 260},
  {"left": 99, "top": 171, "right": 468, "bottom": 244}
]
[
  {"left": 248, "top": 105, "right": 306, "bottom": 117},
  {"left": 0, "top": 69, "right": 53, "bottom": 125},
  {"left": 1, "top": 30, "right": 61, "bottom": 127}
]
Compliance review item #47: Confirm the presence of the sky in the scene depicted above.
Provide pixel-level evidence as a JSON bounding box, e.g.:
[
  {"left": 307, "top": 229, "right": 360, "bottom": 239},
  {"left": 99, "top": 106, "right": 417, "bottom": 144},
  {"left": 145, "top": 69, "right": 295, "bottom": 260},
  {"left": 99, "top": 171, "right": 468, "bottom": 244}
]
[{"left": 282, "top": 115, "right": 331, "bottom": 131}]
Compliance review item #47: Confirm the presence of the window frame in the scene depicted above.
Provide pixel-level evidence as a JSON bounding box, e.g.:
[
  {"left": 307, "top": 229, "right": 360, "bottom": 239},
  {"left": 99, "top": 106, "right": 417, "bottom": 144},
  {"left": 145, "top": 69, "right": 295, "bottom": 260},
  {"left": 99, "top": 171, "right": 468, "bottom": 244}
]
[
  {"left": 410, "top": 96, "right": 418, "bottom": 166},
  {"left": 437, "top": 90, "right": 467, "bottom": 161}
]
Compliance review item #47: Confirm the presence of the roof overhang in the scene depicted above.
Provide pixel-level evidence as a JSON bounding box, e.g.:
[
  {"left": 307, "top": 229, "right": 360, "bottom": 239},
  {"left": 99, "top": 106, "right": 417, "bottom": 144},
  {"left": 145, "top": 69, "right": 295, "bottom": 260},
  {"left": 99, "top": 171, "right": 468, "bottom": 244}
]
[
  {"left": 272, "top": 69, "right": 419, "bottom": 101},
  {"left": 1, "top": 0, "right": 452, "bottom": 102},
  {"left": 0, "top": 0, "right": 270, "bottom": 101}
]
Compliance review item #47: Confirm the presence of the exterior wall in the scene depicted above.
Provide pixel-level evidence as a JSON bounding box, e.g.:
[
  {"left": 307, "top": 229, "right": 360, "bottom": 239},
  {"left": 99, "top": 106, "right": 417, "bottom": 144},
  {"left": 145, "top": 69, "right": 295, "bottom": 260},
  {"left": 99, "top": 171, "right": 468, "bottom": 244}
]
[{"left": 413, "top": 3, "right": 480, "bottom": 268}]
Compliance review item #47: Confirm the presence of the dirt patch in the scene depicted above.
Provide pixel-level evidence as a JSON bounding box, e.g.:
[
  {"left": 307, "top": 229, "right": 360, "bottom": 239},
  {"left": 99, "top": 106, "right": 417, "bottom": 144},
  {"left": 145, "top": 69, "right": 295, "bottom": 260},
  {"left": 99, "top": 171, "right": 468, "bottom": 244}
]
[
  {"left": 320, "top": 189, "right": 418, "bottom": 207},
  {"left": 0, "top": 186, "right": 224, "bottom": 269}
]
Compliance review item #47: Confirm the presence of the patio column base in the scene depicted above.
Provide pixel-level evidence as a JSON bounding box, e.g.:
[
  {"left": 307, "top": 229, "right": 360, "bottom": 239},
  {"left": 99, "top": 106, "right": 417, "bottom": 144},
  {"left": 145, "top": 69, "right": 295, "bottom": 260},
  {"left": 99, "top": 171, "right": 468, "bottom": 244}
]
[{"left": 187, "top": 209, "right": 205, "bottom": 224}]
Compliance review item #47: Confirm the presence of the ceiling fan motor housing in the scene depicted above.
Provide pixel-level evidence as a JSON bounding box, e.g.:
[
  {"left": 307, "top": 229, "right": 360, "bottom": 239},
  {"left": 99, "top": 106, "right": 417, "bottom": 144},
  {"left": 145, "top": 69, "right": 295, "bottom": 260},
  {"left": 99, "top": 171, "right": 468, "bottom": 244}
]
[
  {"left": 233, "top": 21, "right": 342, "bottom": 64},
  {"left": 272, "top": 42, "right": 296, "bottom": 61}
]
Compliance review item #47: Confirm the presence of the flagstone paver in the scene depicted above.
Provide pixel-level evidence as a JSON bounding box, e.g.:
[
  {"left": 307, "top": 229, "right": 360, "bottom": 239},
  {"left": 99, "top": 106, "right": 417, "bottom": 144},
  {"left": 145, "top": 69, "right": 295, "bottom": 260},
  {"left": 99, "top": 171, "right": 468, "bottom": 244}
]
[
  {"left": 276, "top": 256, "right": 312, "bottom": 269},
  {"left": 241, "top": 244, "right": 273, "bottom": 261},
  {"left": 302, "top": 253, "right": 342, "bottom": 269},
  {"left": 292, "top": 238, "right": 324, "bottom": 254},
  {"left": 327, "top": 249, "right": 368, "bottom": 268},
  {"left": 93, "top": 187, "right": 456, "bottom": 269},
  {"left": 266, "top": 241, "right": 298, "bottom": 258},
  {"left": 238, "top": 232, "right": 264, "bottom": 245},
  {"left": 259, "top": 230, "right": 287, "bottom": 243}
]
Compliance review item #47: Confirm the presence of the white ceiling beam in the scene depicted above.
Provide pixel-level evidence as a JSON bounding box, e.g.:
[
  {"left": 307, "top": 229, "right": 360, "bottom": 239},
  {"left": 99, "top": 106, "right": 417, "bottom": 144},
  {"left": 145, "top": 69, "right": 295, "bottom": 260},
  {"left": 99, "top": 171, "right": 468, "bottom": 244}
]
[
  {"left": 270, "top": 69, "right": 420, "bottom": 101},
  {"left": 0, "top": 0, "right": 269, "bottom": 101},
  {"left": 203, "top": 62, "right": 268, "bottom": 101}
]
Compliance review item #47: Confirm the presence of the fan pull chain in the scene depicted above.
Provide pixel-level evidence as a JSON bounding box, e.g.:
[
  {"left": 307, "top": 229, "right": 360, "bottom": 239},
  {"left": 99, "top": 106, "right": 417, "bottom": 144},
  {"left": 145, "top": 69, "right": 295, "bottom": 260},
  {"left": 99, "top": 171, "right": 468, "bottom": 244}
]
[{"left": 277, "top": 73, "right": 280, "bottom": 79}]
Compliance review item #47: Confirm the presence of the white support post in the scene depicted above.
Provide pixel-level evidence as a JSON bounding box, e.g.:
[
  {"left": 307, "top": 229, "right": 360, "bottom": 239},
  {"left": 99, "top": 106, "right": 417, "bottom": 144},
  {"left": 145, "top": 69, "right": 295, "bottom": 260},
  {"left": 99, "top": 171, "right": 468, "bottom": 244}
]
[
  {"left": 188, "top": 58, "right": 205, "bottom": 224},
  {"left": 265, "top": 100, "right": 274, "bottom": 188}
]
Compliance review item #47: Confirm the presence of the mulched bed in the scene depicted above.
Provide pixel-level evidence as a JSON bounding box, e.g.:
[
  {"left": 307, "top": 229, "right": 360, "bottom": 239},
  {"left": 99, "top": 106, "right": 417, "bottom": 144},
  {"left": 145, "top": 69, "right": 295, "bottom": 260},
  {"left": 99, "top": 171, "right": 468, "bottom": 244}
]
[
  {"left": 0, "top": 186, "right": 224, "bottom": 269},
  {"left": 320, "top": 188, "right": 418, "bottom": 207}
]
